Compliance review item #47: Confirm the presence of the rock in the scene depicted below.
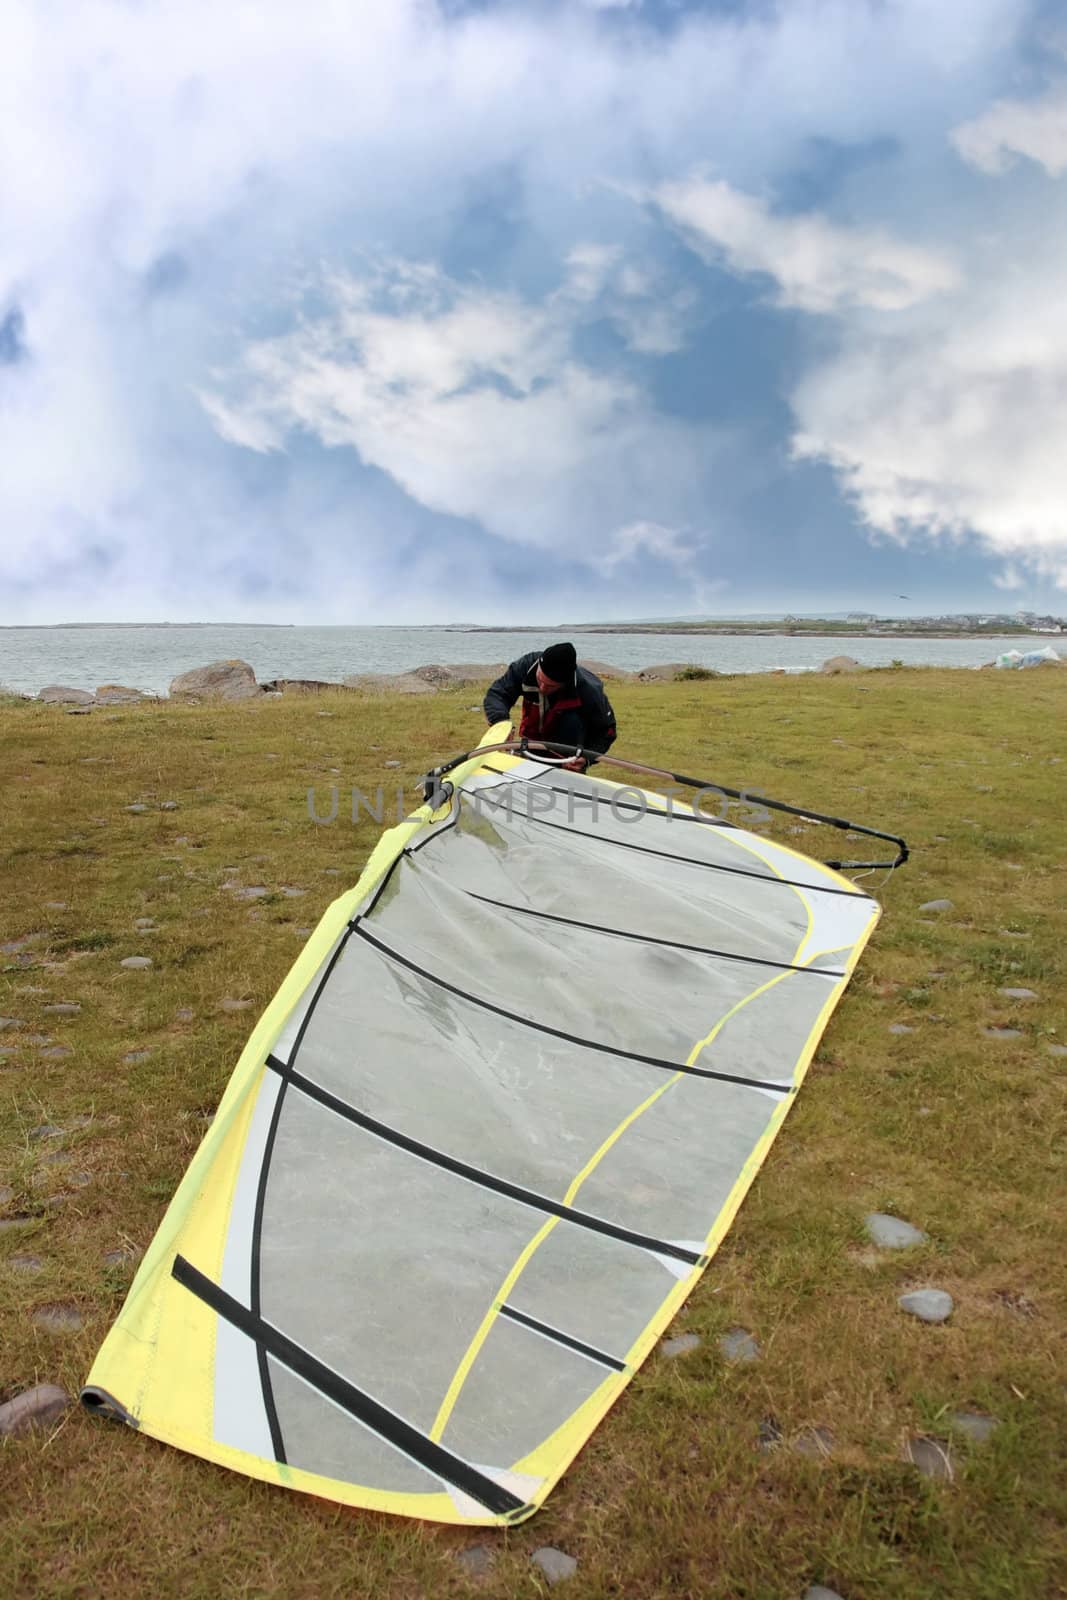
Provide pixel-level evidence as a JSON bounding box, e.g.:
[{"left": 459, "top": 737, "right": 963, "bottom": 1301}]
[
  {"left": 43, "top": 1003, "right": 80, "bottom": 1016},
  {"left": 951, "top": 1409, "right": 999, "bottom": 1443},
  {"left": 260, "top": 677, "right": 347, "bottom": 695},
  {"left": 120, "top": 956, "right": 153, "bottom": 970},
  {"left": 341, "top": 671, "right": 436, "bottom": 695},
  {"left": 1, "top": 933, "right": 42, "bottom": 954},
  {"left": 125, "top": 803, "right": 149, "bottom": 813},
  {"left": 530, "top": 1547, "right": 578, "bottom": 1585},
  {"left": 169, "top": 659, "right": 261, "bottom": 701},
  {"left": 998, "top": 987, "right": 1037, "bottom": 1000},
  {"left": 865, "top": 1213, "right": 929, "bottom": 1249},
  {"left": 10, "top": 1253, "right": 44, "bottom": 1273},
  {"left": 33, "top": 1302, "right": 83, "bottom": 1333},
  {"left": 103, "top": 1246, "right": 143, "bottom": 1268},
  {"left": 983, "top": 1026, "right": 1022, "bottom": 1040},
  {"left": 636, "top": 661, "right": 709, "bottom": 682},
  {"left": 134, "top": 919, "right": 157, "bottom": 931},
  {"left": 384, "top": 760, "right": 401, "bottom": 768},
  {"left": 160, "top": 800, "right": 179, "bottom": 811},
  {"left": 719, "top": 1328, "right": 760, "bottom": 1363},
  {"left": 95, "top": 684, "right": 150, "bottom": 705},
  {"left": 820, "top": 655, "right": 863, "bottom": 674},
  {"left": 888, "top": 1023, "right": 914, "bottom": 1035},
  {"left": 904, "top": 1435, "right": 953, "bottom": 1481},
  {"left": 40, "top": 1046, "right": 72, "bottom": 1059},
  {"left": 0, "top": 1017, "right": 24, "bottom": 1030},
  {"left": 122, "top": 1050, "right": 152, "bottom": 1063},
  {"left": 37, "top": 686, "right": 94, "bottom": 705},
  {"left": 793, "top": 1426, "right": 835, "bottom": 1459},
  {"left": 899, "top": 1289, "right": 954, "bottom": 1324},
  {"left": 455, "top": 1545, "right": 494, "bottom": 1578},
  {"left": 29, "top": 1125, "right": 63, "bottom": 1141},
  {"left": 1046, "top": 1044, "right": 1067, "bottom": 1058},
  {"left": 66, "top": 705, "right": 93, "bottom": 714},
  {"left": 0, "top": 1384, "right": 72, "bottom": 1437},
  {"left": 920, "top": 899, "right": 954, "bottom": 913},
  {"left": 0, "top": 1184, "right": 12, "bottom": 1204},
  {"left": 226, "top": 886, "right": 269, "bottom": 901},
  {"left": 278, "top": 886, "right": 306, "bottom": 898},
  {"left": 219, "top": 998, "right": 252, "bottom": 1013},
  {"left": 661, "top": 1332, "right": 701, "bottom": 1359},
  {"left": 803, "top": 1588, "right": 847, "bottom": 1600}
]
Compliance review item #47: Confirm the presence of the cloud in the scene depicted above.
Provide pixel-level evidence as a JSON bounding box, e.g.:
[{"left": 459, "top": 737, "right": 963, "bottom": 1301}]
[
  {"left": 790, "top": 216, "right": 1067, "bottom": 587},
  {"left": 651, "top": 175, "right": 961, "bottom": 312},
  {"left": 202, "top": 257, "right": 725, "bottom": 557},
  {"left": 952, "top": 80, "right": 1067, "bottom": 176}
]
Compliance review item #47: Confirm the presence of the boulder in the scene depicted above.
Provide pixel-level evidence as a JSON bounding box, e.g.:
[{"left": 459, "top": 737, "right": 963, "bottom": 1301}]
[
  {"left": 636, "top": 662, "right": 706, "bottom": 682},
  {"left": 169, "top": 660, "right": 261, "bottom": 701},
  {"left": 38, "top": 685, "right": 94, "bottom": 705},
  {"left": 260, "top": 679, "right": 346, "bottom": 695},
  {"left": 341, "top": 672, "right": 437, "bottom": 695},
  {"left": 0, "top": 1384, "right": 72, "bottom": 1438},
  {"left": 820, "top": 655, "right": 864, "bottom": 674},
  {"left": 95, "top": 685, "right": 151, "bottom": 705}
]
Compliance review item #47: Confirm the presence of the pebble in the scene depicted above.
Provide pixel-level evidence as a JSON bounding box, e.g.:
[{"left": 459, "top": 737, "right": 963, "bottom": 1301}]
[
  {"left": 42, "top": 1003, "right": 81, "bottom": 1016},
  {"left": 719, "top": 1328, "right": 760, "bottom": 1363},
  {"left": 228, "top": 886, "right": 269, "bottom": 901},
  {"left": 134, "top": 918, "right": 158, "bottom": 931},
  {"left": 174, "top": 1008, "right": 195, "bottom": 1023},
  {"left": 125, "top": 803, "right": 149, "bottom": 813},
  {"left": 29, "top": 1125, "right": 63, "bottom": 1141},
  {"left": 1, "top": 935, "right": 42, "bottom": 954},
  {"left": 904, "top": 1435, "right": 953, "bottom": 1481},
  {"left": 10, "top": 1253, "right": 44, "bottom": 1273},
  {"left": 123, "top": 1050, "right": 152, "bottom": 1063},
  {"left": 33, "top": 1302, "right": 84, "bottom": 1333},
  {"left": 0, "top": 1017, "right": 23, "bottom": 1030},
  {"left": 21, "top": 1035, "right": 53, "bottom": 1047},
  {"left": 278, "top": 886, "right": 306, "bottom": 898},
  {"left": 983, "top": 1027, "right": 1022, "bottom": 1039},
  {"left": 40, "top": 1046, "right": 72, "bottom": 1059},
  {"left": 103, "top": 1246, "right": 143, "bottom": 1269},
  {"left": 1046, "top": 1044, "right": 1067, "bottom": 1058},
  {"left": 661, "top": 1332, "right": 701, "bottom": 1359},
  {"left": 455, "top": 1545, "right": 494, "bottom": 1577},
  {"left": 1000, "top": 929, "right": 1030, "bottom": 939},
  {"left": 793, "top": 1426, "right": 835, "bottom": 1459},
  {"left": 0, "top": 1384, "right": 71, "bottom": 1438},
  {"left": 951, "top": 1410, "right": 999, "bottom": 1443},
  {"left": 45, "top": 902, "right": 69, "bottom": 911},
  {"left": 219, "top": 998, "right": 252, "bottom": 1013},
  {"left": 899, "top": 1289, "right": 954, "bottom": 1324},
  {"left": 998, "top": 987, "right": 1037, "bottom": 1001},
  {"left": 161, "top": 800, "right": 179, "bottom": 811},
  {"left": 384, "top": 760, "right": 401, "bottom": 769},
  {"left": 0, "top": 1184, "right": 12, "bottom": 1204},
  {"left": 919, "top": 899, "right": 954, "bottom": 913},
  {"left": 887, "top": 1023, "right": 914, "bottom": 1035},
  {"left": 865, "top": 1213, "right": 929, "bottom": 1249},
  {"left": 530, "top": 1547, "right": 578, "bottom": 1585},
  {"left": 120, "top": 956, "right": 153, "bottom": 970},
  {"left": 803, "top": 1588, "right": 847, "bottom": 1600}
]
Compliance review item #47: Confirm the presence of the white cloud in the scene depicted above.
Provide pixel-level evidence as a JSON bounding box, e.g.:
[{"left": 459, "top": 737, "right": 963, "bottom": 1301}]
[
  {"left": 652, "top": 176, "right": 961, "bottom": 312},
  {"left": 790, "top": 221, "right": 1067, "bottom": 588},
  {"left": 203, "top": 259, "right": 724, "bottom": 557},
  {"left": 952, "top": 82, "right": 1067, "bottom": 176}
]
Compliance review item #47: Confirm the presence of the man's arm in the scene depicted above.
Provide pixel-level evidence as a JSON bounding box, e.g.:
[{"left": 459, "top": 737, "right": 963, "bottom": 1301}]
[
  {"left": 581, "top": 684, "right": 617, "bottom": 762},
  {"left": 483, "top": 658, "right": 528, "bottom": 725}
]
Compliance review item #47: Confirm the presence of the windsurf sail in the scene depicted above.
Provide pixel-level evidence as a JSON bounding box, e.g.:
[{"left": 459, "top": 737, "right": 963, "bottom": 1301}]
[{"left": 82, "top": 726, "right": 901, "bottom": 1525}]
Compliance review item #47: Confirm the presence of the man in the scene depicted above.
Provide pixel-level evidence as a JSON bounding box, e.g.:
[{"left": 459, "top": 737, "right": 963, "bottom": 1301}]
[{"left": 483, "top": 642, "right": 617, "bottom": 772}]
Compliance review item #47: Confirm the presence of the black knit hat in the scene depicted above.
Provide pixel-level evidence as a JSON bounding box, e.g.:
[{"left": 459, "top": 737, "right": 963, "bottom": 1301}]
[{"left": 540, "top": 642, "right": 577, "bottom": 684}]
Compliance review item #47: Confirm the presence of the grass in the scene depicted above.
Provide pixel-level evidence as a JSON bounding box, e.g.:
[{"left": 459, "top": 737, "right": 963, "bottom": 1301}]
[{"left": 1, "top": 668, "right": 1065, "bottom": 1599}]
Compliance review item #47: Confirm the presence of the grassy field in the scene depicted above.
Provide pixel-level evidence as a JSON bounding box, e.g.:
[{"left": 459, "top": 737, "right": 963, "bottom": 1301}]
[{"left": 1, "top": 667, "right": 1065, "bottom": 1600}]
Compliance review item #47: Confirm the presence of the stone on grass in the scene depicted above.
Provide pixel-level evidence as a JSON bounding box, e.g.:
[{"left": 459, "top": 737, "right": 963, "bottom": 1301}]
[
  {"left": 820, "top": 655, "right": 863, "bottom": 674},
  {"left": 983, "top": 1026, "right": 1022, "bottom": 1040},
  {"left": 384, "top": 759, "right": 401, "bottom": 768},
  {"left": 531, "top": 1547, "right": 578, "bottom": 1585},
  {"left": 0, "top": 1184, "right": 13, "bottom": 1205},
  {"left": 38, "top": 686, "right": 94, "bottom": 705},
  {"left": 661, "top": 1332, "right": 701, "bottom": 1359},
  {"left": 899, "top": 1289, "right": 954, "bottom": 1324},
  {"left": 10, "top": 1253, "right": 44, "bottom": 1273},
  {"left": 120, "top": 956, "right": 153, "bottom": 970},
  {"left": 998, "top": 987, "right": 1038, "bottom": 1001},
  {"left": 905, "top": 1435, "right": 953, "bottom": 1481},
  {"left": 720, "top": 1328, "right": 760, "bottom": 1363},
  {"left": 278, "top": 886, "right": 306, "bottom": 898},
  {"left": 96, "top": 684, "right": 149, "bottom": 705},
  {"left": 0, "top": 1017, "right": 25, "bottom": 1030},
  {"left": 793, "top": 1426, "right": 835, "bottom": 1459},
  {"left": 123, "top": 1050, "right": 152, "bottom": 1063},
  {"left": 865, "top": 1213, "right": 929, "bottom": 1249},
  {"left": 103, "top": 1246, "right": 143, "bottom": 1269},
  {"left": 1046, "top": 1044, "right": 1067, "bottom": 1058},
  {"left": 0, "top": 1384, "right": 72, "bottom": 1437},
  {"left": 219, "top": 998, "right": 252, "bottom": 1013},
  {"left": 29, "top": 1124, "right": 63, "bottom": 1141},
  {"left": 919, "top": 899, "right": 954, "bottom": 913},
  {"left": 227, "top": 886, "right": 269, "bottom": 901},
  {"left": 951, "top": 1410, "right": 999, "bottom": 1443},
  {"left": 33, "top": 1302, "right": 83, "bottom": 1334},
  {"left": 125, "top": 803, "right": 149, "bottom": 814},
  {"left": 40, "top": 1046, "right": 72, "bottom": 1060},
  {"left": 175, "top": 1008, "right": 195, "bottom": 1023},
  {"left": 169, "top": 659, "right": 261, "bottom": 701},
  {"left": 134, "top": 918, "right": 157, "bottom": 931},
  {"left": 455, "top": 1545, "right": 494, "bottom": 1578},
  {"left": 43, "top": 1003, "right": 80, "bottom": 1016},
  {"left": 161, "top": 800, "right": 179, "bottom": 811},
  {"left": 803, "top": 1588, "right": 847, "bottom": 1600},
  {"left": 888, "top": 1023, "right": 914, "bottom": 1035}
]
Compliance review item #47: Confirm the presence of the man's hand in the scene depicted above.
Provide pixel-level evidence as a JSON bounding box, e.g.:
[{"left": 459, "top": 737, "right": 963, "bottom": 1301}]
[{"left": 561, "top": 756, "right": 587, "bottom": 772}]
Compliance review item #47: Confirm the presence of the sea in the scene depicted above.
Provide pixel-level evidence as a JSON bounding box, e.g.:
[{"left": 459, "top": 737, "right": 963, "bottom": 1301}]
[{"left": 0, "top": 624, "right": 1038, "bottom": 698}]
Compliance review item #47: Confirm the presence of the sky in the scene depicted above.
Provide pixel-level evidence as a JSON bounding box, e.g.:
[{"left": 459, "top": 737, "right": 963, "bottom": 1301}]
[{"left": 3, "top": 0, "right": 1067, "bottom": 625}]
